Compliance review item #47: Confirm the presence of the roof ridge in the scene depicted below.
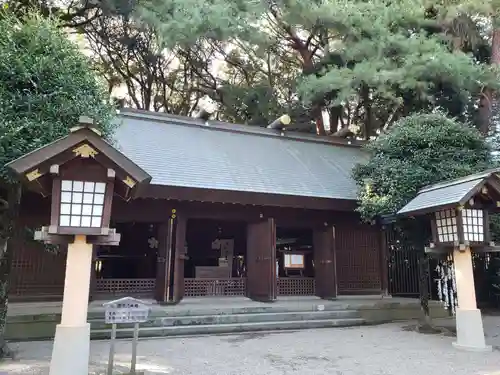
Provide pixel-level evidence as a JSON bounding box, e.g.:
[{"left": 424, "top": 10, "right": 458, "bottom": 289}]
[
  {"left": 118, "top": 108, "right": 365, "bottom": 149},
  {"left": 419, "top": 167, "right": 500, "bottom": 193}
]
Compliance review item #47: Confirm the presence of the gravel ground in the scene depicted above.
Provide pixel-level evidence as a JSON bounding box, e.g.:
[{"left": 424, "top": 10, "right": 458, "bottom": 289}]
[{"left": 1, "top": 320, "right": 500, "bottom": 375}]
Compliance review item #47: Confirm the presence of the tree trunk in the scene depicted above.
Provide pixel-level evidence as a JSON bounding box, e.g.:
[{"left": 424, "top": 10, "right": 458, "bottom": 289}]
[
  {"left": 0, "top": 183, "right": 22, "bottom": 358},
  {"left": 361, "top": 84, "right": 372, "bottom": 140},
  {"left": 418, "top": 252, "right": 432, "bottom": 327},
  {"left": 477, "top": 27, "right": 500, "bottom": 135},
  {"left": 309, "top": 104, "right": 326, "bottom": 135},
  {"left": 477, "top": 89, "right": 492, "bottom": 135}
]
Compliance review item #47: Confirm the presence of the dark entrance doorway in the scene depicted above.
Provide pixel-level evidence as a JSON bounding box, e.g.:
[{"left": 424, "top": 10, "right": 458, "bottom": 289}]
[
  {"left": 93, "top": 222, "right": 158, "bottom": 298},
  {"left": 276, "top": 226, "right": 315, "bottom": 296},
  {"left": 183, "top": 218, "right": 247, "bottom": 297}
]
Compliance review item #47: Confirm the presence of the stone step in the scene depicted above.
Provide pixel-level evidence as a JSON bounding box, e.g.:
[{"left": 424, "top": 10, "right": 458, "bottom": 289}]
[
  {"left": 86, "top": 301, "right": 354, "bottom": 320},
  {"left": 6, "top": 298, "right": 451, "bottom": 342},
  {"left": 90, "top": 318, "right": 366, "bottom": 339},
  {"left": 89, "top": 310, "right": 361, "bottom": 330}
]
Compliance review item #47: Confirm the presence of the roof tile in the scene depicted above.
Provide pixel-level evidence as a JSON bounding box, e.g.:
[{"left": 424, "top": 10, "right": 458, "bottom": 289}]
[{"left": 113, "top": 111, "right": 367, "bottom": 200}]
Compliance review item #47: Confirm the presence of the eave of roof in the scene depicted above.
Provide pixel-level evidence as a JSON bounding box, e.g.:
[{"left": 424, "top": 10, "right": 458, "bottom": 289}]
[
  {"left": 398, "top": 168, "right": 500, "bottom": 217},
  {"left": 7, "top": 127, "right": 152, "bottom": 186}
]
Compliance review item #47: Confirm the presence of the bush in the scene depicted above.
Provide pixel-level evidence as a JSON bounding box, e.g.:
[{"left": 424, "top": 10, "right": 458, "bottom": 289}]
[{"left": 353, "top": 112, "right": 492, "bottom": 221}]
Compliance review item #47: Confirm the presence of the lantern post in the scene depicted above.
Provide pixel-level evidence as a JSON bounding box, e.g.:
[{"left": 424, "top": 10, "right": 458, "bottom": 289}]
[
  {"left": 6, "top": 117, "right": 151, "bottom": 375},
  {"left": 398, "top": 170, "right": 500, "bottom": 352}
]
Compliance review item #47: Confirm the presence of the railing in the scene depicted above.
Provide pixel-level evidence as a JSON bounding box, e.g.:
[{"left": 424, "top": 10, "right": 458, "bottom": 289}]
[
  {"left": 277, "top": 277, "right": 315, "bottom": 296},
  {"left": 184, "top": 278, "right": 247, "bottom": 297},
  {"left": 94, "top": 278, "right": 156, "bottom": 296},
  {"left": 385, "top": 224, "right": 422, "bottom": 297}
]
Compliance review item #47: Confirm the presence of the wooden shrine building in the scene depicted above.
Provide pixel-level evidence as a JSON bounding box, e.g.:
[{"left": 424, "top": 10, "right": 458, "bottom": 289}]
[{"left": 8, "top": 110, "right": 388, "bottom": 303}]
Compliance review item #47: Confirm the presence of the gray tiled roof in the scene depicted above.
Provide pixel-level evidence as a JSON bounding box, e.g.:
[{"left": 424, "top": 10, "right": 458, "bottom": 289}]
[
  {"left": 112, "top": 110, "right": 368, "bottom": 200},
  {"left": 398, "top": 169, "right": 500, "bottom": 216}
]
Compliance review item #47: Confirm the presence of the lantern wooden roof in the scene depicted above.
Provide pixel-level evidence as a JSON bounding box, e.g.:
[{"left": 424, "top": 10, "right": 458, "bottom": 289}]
[
  {"left": 6, "top": 121, "right": 152, "bottom": 199},
  {"left": 398, "top": 168, "right": 500, "bottom": 217}
]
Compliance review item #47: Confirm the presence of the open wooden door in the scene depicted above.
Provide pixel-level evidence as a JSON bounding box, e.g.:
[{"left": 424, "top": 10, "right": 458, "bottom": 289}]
[
  {"left": 246, "top": 218, "right": 277, "bottom": 302},
  {"left": 313, "top": 225, "right": 337, "bottom": 299}
]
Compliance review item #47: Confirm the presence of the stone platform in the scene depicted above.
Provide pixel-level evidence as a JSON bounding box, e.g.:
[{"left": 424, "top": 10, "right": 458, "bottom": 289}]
[{"left": 6, "top": 296, "right": 450, "bottom": 341}]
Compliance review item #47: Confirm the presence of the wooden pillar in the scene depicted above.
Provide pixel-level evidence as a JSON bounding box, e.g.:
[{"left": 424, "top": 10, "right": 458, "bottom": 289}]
[
  {"left": 173, "top": 215, "right": 187, "bottom": 302},
  {"left": 313, "top": 225, "right": 337, "bottom": 299},
  {"left": 379, "top": 226, "right": 389, "bottom": 296},
  {"left": 154, "top": 210, "right": 186, "bottom": 304}
]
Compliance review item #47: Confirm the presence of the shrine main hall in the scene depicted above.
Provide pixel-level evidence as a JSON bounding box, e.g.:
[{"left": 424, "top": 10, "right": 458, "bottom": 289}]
[{"left": 9, "top": 109, "right": 387, "bottom": 303}]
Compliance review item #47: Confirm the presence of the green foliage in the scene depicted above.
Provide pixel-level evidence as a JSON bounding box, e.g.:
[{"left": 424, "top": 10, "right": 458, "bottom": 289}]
[
  {"left": 297, "top": 0, "right": 498, "bottom": 107},
  {"left": 136, "top": 0, "right": 266, "bottom": 48},
  {"left": 490, "top": 214, "right": 500, "bottom": 243},
  {"left": 134, "top": 0, "right": 499, "bottom": 135},
  {"left": 0, "top": 13, "right": 115, "bottom": 182},
  {"left": 353, "top": 112, "right": 492, "bottom": 221}
]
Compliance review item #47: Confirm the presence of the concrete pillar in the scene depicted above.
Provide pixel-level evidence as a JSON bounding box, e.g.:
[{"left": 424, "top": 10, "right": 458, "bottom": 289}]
[
  {"left": 452, "top": 247, "right": 491, "bottom": 351},
  {"left": 49, "top": 235, "right": 93, "bottom": 375}
]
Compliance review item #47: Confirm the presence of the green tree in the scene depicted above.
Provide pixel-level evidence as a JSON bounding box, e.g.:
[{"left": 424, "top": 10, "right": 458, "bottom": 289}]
[
  {"left": 296, "top": 0, "right": 498, "bottom": 138},
  {"left": 135, "top": 0, "right": 498, "bottom": 137},
  {"left": 353, "top": 112, "right": 492, "bottom": 325},
  {"left": 353, "top": 113, "right": 491, "bottom": 219},
  {"left": 0, "top": 13, "right": 114, "bottom": 357}
]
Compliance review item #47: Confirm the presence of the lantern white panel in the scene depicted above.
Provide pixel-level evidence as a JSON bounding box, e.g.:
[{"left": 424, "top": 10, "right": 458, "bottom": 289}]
[
  {"left": 72, "top": 192, "right": 83, "bottom": 204},
  {"left": 60, "top": 215, "right": 70, "bottom": 226},
  {"left": 94, "top": 194, "right": 105, "bottom": 205},
  {"left": 83, "top": 193, "right": 93, "bottom": 204},
  {"left": 61, "top": 180, "right": 72, "bottom": 191},
  {"left": 61, "top": 192, "right": 72, "bottom": 203},
  {"left": 91, "top": 216, "right": 102, "bottom": 227},
  {"left": 73, "top": 181, "right": 84, "bottom": 192},
  {"left": 82, "top": 204, "right": 92, "bottom": 215},
  {"left": 81, "top": 216, "right": 91, "bottom": 227},
  {"left": 462, "top": 209, "right": 484, "bottom": 242},
  {"left": 71, "top": 204, "right": 82, "bottom": 215},
  {"left": 70, "top": 216, "right": 81, "bottom": 227},
  {"left": 59, "top": 179, "right": 106, "bottom": 228},
  {"left": 93, "top": 205, "right": 103, "bottom": 216},
  {"left": 435, "top": 209, "right": 458, "bottom": 243},
  {"left": 60, "top": 204, "right": 71, "bottom": 215},
  {"left": 84, "top": 182, "right": 95, "bottom": 192},
  {"left": 95, "top": 182, "right": 106, "bottom": 193}
]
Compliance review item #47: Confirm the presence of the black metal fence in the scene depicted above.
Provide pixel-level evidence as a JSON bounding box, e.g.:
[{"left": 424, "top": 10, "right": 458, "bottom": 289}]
[
  {"left": 386, "top": 225, "right": 421, "bottom": 297},
  {"left": 385, "top": 224, "right": 500, "bottom": 308},
  {"left": 472, "top": 252, "right": 500, "bottom": 308}
]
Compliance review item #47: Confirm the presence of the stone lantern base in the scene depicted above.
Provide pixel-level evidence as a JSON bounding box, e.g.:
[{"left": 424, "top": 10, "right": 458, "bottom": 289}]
[
  {"left": 50, "top": 324, "right": 91, "bottom": 375},
  {"left": 453, "top": 308, "right": 491, "bottom": 352}
]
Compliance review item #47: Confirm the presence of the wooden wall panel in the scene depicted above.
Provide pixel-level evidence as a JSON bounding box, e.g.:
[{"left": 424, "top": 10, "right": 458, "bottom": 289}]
[
  {"left": 336, "top": 224, "right": 382, "bottom": 294},
  {"left": 10, "top": 241, "right": 66, "bottom": 300},
  {"left": 12, "top": 192, "right": 384, "bottom": 300},
  {"left": 10, "top": 194, "right": 66, "bottom": 300}
]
